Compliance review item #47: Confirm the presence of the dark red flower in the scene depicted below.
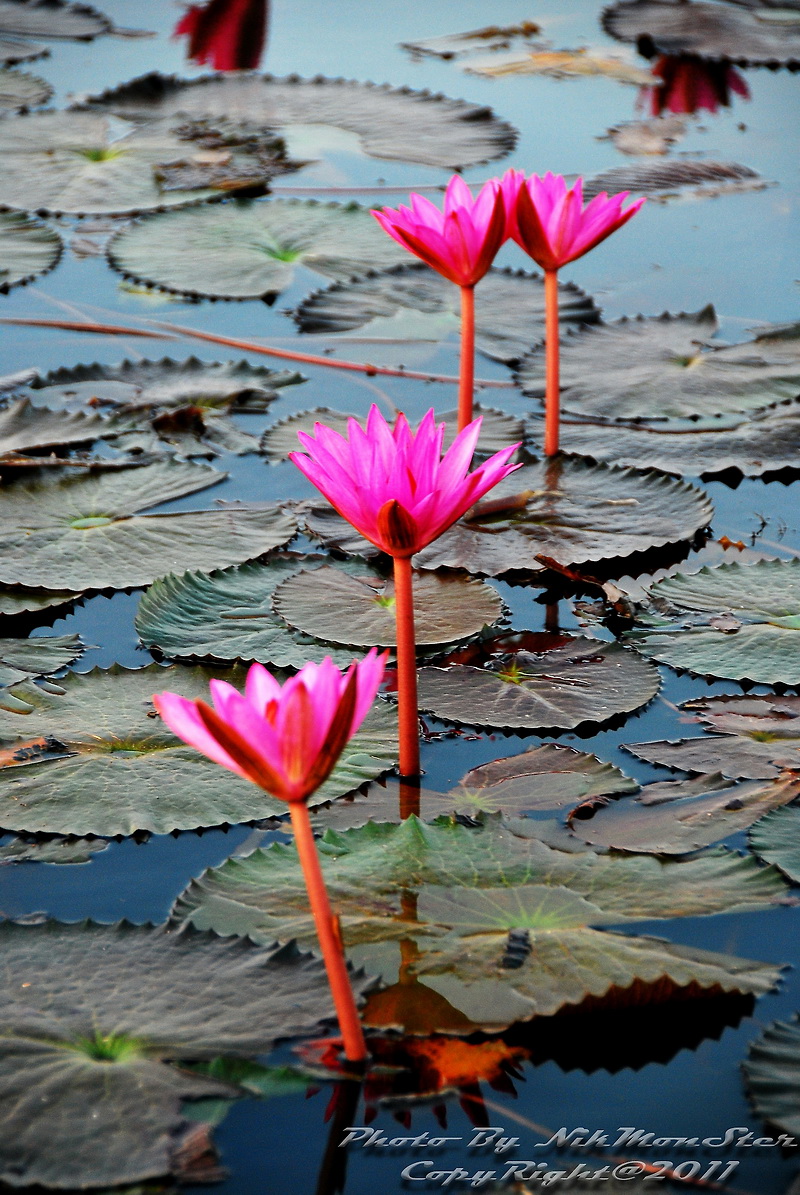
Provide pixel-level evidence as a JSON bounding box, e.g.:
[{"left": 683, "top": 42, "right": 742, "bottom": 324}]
[
  {"left": 174, "top": 0, "right": 269, "bottom": 71},
  {"left": 640, "top": 55, "right": 750, "bottom": 117}
]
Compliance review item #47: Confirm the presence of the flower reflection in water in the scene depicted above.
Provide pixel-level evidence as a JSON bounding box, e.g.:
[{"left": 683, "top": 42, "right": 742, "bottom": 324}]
[
  {"left": 174, "top": 0, "right": 269, "bottom": 70},
  {"left": 639, "top": 54, "right": 750, "bottom": 117}
]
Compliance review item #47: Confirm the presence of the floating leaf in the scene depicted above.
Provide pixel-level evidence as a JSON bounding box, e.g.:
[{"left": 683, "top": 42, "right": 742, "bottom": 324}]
[
  {"left": 467, "top": 47, "right": 654, "bottom": 84},
  {"left": 0, "top": 585, "right": 81, "bottom": 615},
  {"left": 603, "top": 0, "right": 800, "bottom": 66},
  {"left": 107, "top": 200, "right": 412, "bottom": 300},
  {"left": 84, "top": 73, "right": 517, "bottom": 171},
  {"left": 273, "top": 565, "right": 503, "bottom": 649},
  {"left": 0, "top": 210, "right": 61, "bottom": 291},
  {"left": 0, "top": 397, "right": 108, "bottom": 458},
  {"left": 750, "top": 805, "right": 800, "bottom": 883},
  {"left": 572, "top": 771, "right": 800, "bottom": 854},
  {"left": 604, "top": 114, "right": 687, "bottom": 156},
  {"left": 400, "top": 22, "right": 542, "bottom": 61},
  {"left": 173, "top": 815, "right": 784, "bottom": 1028},
  {"left": 629, "top": 560, "right": 800, "bottom": 686},
  {"left": 625, "top": 694, "right": 800, "bottom": 779},
  {"left": 416, "top": 634, "right": 660, "bottom": 731},
  {"left": 517, "top": 309, "right": 800, "bottom": 422},
  {"left": 585, "top": 159, "right": 765, "bottom": 200},
  {"left": 745, "top": 1016, "right": 800, "bottom": 1142},
  {"left": 0, "top": 663, "right": 398, "bottom": 835},
  {"left": 0, "top": 34, "right": 44, "bottom": 63},
  {"left": 0, "top": 459, "right": 297, "bottom": 590},
  {"left": 0, "top": 834, "right": 110, "bottom": 864},
  {"left": 0, "top": 920, "right": 370, "bottom": 1187},
  {"left": 293, "top": 264, "right": 599, "bottom": 363},
  {"left": 0, "top": 634, "right": 82, "bottom": 688},
  {"left": 0, "top": 65, "right": 49, "bottom": 111},
  {"left": 0, "top": 0, "right": 112, "bottom": 43},
  {"left": 262, "top": 403, "right": 523, "bottom": 464}
]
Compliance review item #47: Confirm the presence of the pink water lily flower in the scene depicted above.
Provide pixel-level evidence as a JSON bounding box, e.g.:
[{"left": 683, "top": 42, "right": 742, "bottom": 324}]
[
  {"left": 153, "top": 651, "right": 386, "bottom": 805},
  {"left": 289, "top": 405, "right": 520, "bottom": 559}
]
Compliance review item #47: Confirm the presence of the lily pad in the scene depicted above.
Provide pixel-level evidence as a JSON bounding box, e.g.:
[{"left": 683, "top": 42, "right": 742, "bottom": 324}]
[
  {"left": 572, "top": 771, "right": 800, "bottom": 854},
  {"left": 0, "top": 663, "right": 399, "bottom": 835},
  {"left": 84, "top": 72, "right": 517, "bottom": 171},
  {"left": 0, "top": 0, "right": 112, "bottom": 43},
  {"left": 0, "top": 459, "right": 297, "bottom": 590},
  {"left": 603, "top": 0, "right": 800, "bottom": 66},
  {"left": 629, "top": 560, "right": 800, "bottom": 687},
  {"left": 0, "top": 111, "right": 285, "bottom": 218},
  {"left": 625, "top": 694, "right": 800, "bottom": 779},
  {"left": 293, "top": 264, "right": 600, "bottom": 364},
  {"left": 0, "top": 210, "right": 61, "bottom": 290},
  {"left": 467, "top": 47, "right": 654, "bottom": 85},
  {"left": 0, "top": 919, "right": 370, "bottom": 1187},
  {"left": 262, "top": 404, "right": 523, "bottom": 464},
  {"left": 0, "top": 65, "right": 49, "bottom": 110},
  {"left": 273, "top": 565, "right": 503, "bottom": 649},
  {"left": 604, "top": 114, "right": 687, "bottom": 157},
  {"left": 0, "top": 586, "right": 82, "bottom": 615},
  {"left": 416, "top": 634, "right": 660, "bottom": 731},
  {"left": 0, "top": 633, "right": 82, "bottom": 688},
  {"left": 0, "top": 34, "right": 44, "bottom": 63},
  {"left": 0, "top": 397, "right": 108, "bottom": 458},
  {"left": 172, "top": 814, "right": 784, "bottom": 1028},
  {"left": 517, "top": 309, "right": 800, "bottom": 422},
  {"left": 584, "top": 159, "right": 765, "bottom": 200},
  {"left": 750, "top": 805, "right": 800, "bottom": 883},
  {"left": 107, "top": 199, "right": 412, "bottom": 300},
  {"left": 745, "top": 1016, "right": 800, "bottom": 1141},
  {"left": 0, "top": 834, "right": 109, "bottom": 863}
]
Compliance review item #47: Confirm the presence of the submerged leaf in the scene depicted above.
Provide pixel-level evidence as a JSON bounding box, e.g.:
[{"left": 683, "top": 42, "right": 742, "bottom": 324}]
[
  {"left": 585, "top": 159, "right": 765, "bottom": 200},
  {"left": 0, "top": 210, "right": 61, "bottom": 290},
  {"left": 604, "top": 0, "right": 800, "bottom": 66},
  {"left": 0, "top": 634, "right": 83, "bottom": 688},
  {"left": 745, "top": 1016, "right": 800, "bottom": 1141}
]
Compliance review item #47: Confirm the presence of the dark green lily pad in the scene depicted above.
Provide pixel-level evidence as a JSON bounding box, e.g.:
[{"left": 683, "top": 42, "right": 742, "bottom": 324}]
[
  {"left": 0, "top": 210, "right": 61, "bottom": 290},
  {"left": 0, "top": 65, "right": 49, "bottom": 110},
  {"left": 745, "top": 1016, "right": 800, "bottom": 1141},
  {"left": 0, "top": 633, "right": 82, "bottom": 688},
  {"left": 584, "top": 159, "right": 765, "bottom": 201},
  {"left": 517, "top": 309, "right": 800, "bottom": 423},
  {"left": 750, "top": 805, "right": 800, "bottom": 883},
  {"left": 293, "top": 264, "right": 599, "bottom": 364},
  {"left": 416, "top": 634, "right": 660, "bottom": 731},
  {"left": 0, "top": 663, "right": 399, "bottom": 835},
  {"left": 273, "top": 565, "right": 503, "bottom": 649},
  {"left": 603, "top": 0, "right": 800, "bottom": 67},
  {"left": 262, "top": 404, "right": 522, "bottom": 464},
  {"left": 625, "top": 694, "right": 800, "bottom": 780},
  {"left": 629, "top": 560, "right": 800, "bottom": 687},
  {"left": 0, "top": 459, "right": 297, "bottom": 590},
  {"left": 0, "top": 397, "right": 108, "bottom": 457},
  {"left": 84, "top": 72, "right": 517, "bottom": 171},
  {"left": 107, "top": 199, "right": 412, "bottom": 300},
  {"left": 0, "top": 586, "right": 82, "bottom": 615},
  {"left": 0, "top": 920, "right": 370, "bottom": 1187},
  {"left": 172, "top": 814, "right": 784, "bottom": 1028},
  {"left": 0, "top": 834, "right": 109, "bottom": 863},
  {"left": 572, "top": 771, "right": 800, "bottom": 854}
]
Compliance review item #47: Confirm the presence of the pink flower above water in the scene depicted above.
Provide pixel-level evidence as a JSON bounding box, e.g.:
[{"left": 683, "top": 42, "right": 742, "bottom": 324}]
[
  {"left": 173, "top": 0, "right": 268, "bottom": 70},
  {"left": 289, "top": 405, "right": 521, "bottom": 559},
  {"left": 502, "top": 170, "right": 645, "bottom": 271},
  {"left": 372, "top": 176, "right": 506, "bottom": 288},
  {"left": 153, "top": 652, "right": 386, "bottom": 805}
]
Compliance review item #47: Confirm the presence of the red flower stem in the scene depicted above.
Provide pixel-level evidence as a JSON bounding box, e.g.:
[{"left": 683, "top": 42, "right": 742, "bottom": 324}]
[
  {"left": 544, "top": 268, "right": 560, "bottom": 456},
  {"left": 458, "top": 284, "right": 476, "bottom": 432},
  {"left": 288, "top": 801, "right": 368, "bottom": 1063},
  {"left": 393, "top": 555, "right": 420, "bottom": 778}
]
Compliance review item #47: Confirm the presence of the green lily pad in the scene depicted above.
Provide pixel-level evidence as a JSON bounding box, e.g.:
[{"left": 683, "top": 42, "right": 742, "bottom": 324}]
[
  {"left": 745, "top": 1017, "right": 800, "bottom": 1141},
  {"left": 517, "top": 309, "right": 800, "bottom": 422},
  {"left": 584, "top": 159, "right": 765, "bottom": 201},
  {"left": 603, "top": 0, "right": 800, "bottom": 66},
  {"left": 303, "top": 457, "right": 714, "bottom": 577},
  {"left": 0, "top": 663, "right": 399, "bottom": 835},
  {"left": 0, "top": 65, "right": 49, "bottom": 111},
  {"left": 172, "top": 814, "right": 785, "bottom": 1028},
  {"left": 0, "top": 920, "right": 371, "bottom": 1187},
  {"left": 625, "top": 694, "right": 800, "bottom": 780},
  {"left": 416, "top": 634, "right": 660, "bottom": 731},
  {"left": 629, "top": 560, "right": 800, "bottom": 687},
  {"left": 262, "top": 404, "right": 523, "bottom": 464},
  {"left": 0, "top": 210, "right": 61, "bottom": 291},
  {"left": 750, "top": 805, "right": 800, "bottom": 883},
  {"left": 0, "top": 834, "right": 110, "bottom": 863},
  {"left": 84, "top": 72, "right": 517, "bottom": 171},
  {"left": 0, "top": 397, "right": 108, "bottom": 457},
  {"left": 107, "top": 199, "right": 412, "bottom": 300},
  {"left": 0, "top": 633, "right": 82, "bottom": 688},
  {"left": 272, "top": 565, "right": 504, "bottom": 649},
  {"left": 572, "top": 771, "right": 800, "bottom": 855},
  {"left": 0, "top": 586, "right": 82, "bottom": 615},
  {"left": 293, "top": 264, "right": 599, "bottom": 364},
  {"left": 0, "top": 459, "right": 297, "bottom": 590}
]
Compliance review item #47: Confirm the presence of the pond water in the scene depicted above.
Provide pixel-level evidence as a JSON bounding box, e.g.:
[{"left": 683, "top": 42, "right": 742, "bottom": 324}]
[{"left": 1, "top": 0, "right": 800, "bottom": 1192}]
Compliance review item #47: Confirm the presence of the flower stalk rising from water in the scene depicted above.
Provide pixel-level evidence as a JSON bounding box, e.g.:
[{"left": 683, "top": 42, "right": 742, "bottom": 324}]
[
  {"left": 372, "top": 177, "right": 506, "bottom": 431},
  {"left": 290, "top": 406, "right": 520, "bottom": 777},
  {"left": 154, "top": 652, "right": 386, "bottom": 1063},
  {"left": 502, "top": 170, "right": 645, "bottom": 455}
]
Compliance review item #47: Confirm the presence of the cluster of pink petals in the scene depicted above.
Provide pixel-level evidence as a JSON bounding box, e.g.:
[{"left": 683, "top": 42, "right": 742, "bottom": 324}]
[
  {"left": 290, "top": 406, "right": 520, "bottom": 559},
  {"left": 153, "top": 651, "right": 386, "bottom": 805},
  {"left": 501, "top": 169, "right": 646, "bottom": 272},
  {"left": 173, "top": 0, "right": 268, "bottom": 70},
  {"left": 372, "top": 176, "right": 506, "bottom": 288}
]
